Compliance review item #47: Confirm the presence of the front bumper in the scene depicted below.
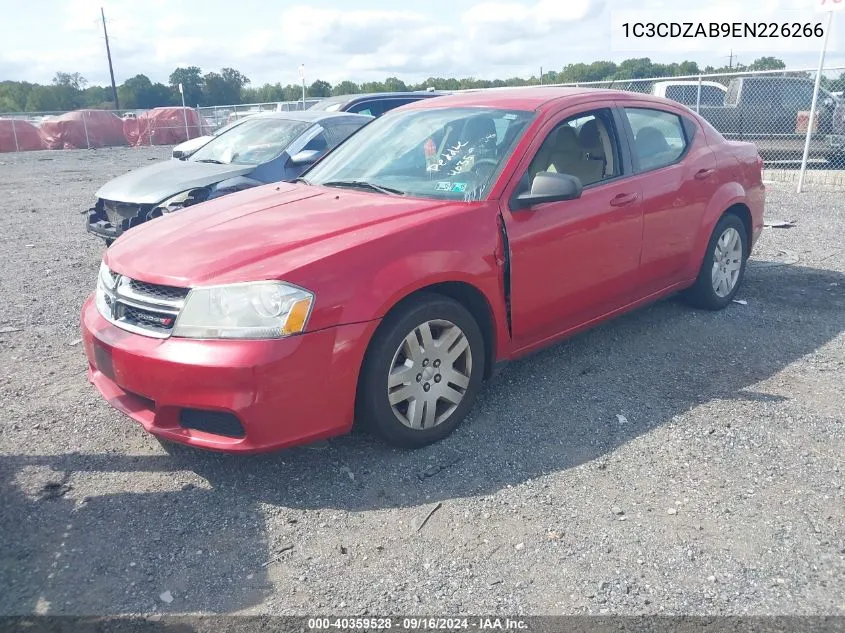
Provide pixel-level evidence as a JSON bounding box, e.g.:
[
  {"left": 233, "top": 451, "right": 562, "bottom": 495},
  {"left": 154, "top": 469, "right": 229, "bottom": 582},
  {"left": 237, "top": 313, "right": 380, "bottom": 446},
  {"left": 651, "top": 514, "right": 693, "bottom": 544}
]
[
  {"left": 81, "top": 295, "right": 379, "bottom": 453},
  {"left": 86, "top": 207, "right": 125, "bottom": 242}
]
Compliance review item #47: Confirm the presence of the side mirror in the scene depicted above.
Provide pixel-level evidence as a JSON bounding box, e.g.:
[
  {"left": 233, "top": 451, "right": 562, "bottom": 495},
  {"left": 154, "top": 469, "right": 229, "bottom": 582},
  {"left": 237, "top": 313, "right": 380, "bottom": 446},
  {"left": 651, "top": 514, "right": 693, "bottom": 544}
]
[
  {"left": 172, "top": 149, "right": 187, "bottom": 160},
  {"left": 289, "top": 149, "right": 321, "bottom": 166},
  {"left": 511, "top": 171, "right": 583, "bottom": 210}
]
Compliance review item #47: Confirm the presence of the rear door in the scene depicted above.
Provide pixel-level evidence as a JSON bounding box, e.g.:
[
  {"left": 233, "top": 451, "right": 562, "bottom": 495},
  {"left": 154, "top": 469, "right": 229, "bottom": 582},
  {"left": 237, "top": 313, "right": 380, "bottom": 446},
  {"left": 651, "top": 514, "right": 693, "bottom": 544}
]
[{"left": 619, "top": 103, "right": 717, "bottom": 295}]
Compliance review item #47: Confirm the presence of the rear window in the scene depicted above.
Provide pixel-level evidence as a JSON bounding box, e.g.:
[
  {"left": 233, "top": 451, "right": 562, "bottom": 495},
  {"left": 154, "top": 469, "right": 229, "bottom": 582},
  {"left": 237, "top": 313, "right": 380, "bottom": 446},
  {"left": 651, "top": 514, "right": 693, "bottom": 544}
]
[{"left": 665, "top": 85, "right": 724, "bottom": 106}]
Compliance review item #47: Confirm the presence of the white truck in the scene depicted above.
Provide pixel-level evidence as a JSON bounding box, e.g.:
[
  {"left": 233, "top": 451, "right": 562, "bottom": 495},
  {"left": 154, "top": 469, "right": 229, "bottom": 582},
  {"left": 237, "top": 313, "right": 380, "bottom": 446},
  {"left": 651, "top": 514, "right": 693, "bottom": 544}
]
[{"left": 651, "top": 80, "right": 727, "bottom": 107}]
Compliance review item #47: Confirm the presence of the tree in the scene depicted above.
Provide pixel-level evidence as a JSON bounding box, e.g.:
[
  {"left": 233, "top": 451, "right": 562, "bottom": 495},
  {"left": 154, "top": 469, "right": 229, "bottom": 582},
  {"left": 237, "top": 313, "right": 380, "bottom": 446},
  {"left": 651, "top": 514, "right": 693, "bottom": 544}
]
[
  {"left": 332, "top": 80, "right": 360, "bottom": 96},
  {"left": 202, "top": 67, "right": 250, "bottom": 105},
  {"left": 383, "top": 76, "right": 407, "bottom": 92},
  {"left": 307, "top": 79, "right": 332, "bottom": 98},
  {"left": 169, "top": 66, "right": 203, "bottom": 105},
  {"left": 614, "top": 58, "right": 656, "bottom": 80},
  {"left": 53, "top": 72, "right": 87, "bottom": 91},
  {"left": 81, "top": 85, "right": 111, "bottom": 108},
  {"left": 118, "top": 74, "right": 152, "bottom": 109},
  {"left": 282, "top": 84, "right": 303, "bottom": 102},
  {"left": 0, "top": 80, "right": 33, "bottom": 112},
  {"left": 748, "top": 56, "right": 786, "bottom": 71},
  {"left": 25, "top": 85, "right": 60, "bottom": 112}
]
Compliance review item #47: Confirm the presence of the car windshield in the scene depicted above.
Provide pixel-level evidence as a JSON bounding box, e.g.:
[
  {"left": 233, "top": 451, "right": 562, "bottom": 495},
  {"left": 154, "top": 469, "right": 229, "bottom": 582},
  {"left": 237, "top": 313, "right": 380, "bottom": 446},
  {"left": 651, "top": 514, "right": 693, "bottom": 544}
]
[
  {"left": 189, "top": 117, "right": 310, "bottom": 165},
  {"left": 304, "top": 107, "right": 534, "bottom": 201}
]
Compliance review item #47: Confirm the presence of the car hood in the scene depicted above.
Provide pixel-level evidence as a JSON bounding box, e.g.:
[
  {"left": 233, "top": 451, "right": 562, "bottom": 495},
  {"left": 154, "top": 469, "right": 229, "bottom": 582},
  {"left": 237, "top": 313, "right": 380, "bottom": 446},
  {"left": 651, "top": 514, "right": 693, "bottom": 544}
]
[
  {"left": 95, "top": 159, "right": 256, "bottom": 205},
  {"left": 105, "top": 182, "right": 454, "bottom": 287}
]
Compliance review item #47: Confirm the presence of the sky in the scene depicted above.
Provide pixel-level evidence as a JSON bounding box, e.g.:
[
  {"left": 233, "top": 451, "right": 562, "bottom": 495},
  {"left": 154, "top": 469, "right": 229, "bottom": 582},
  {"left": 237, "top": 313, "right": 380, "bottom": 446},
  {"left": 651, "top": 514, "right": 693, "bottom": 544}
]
[{"left": 1, "top": 0, "right": 844, "bottom": 89}]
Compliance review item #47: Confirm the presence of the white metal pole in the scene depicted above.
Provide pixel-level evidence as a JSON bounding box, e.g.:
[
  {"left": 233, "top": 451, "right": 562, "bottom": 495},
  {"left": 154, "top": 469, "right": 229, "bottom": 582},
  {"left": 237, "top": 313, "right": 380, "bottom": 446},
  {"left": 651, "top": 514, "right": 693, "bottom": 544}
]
[
  {"left": 82, "top": 111, "right": 91, "bottom": 149},
  {"left": 11, "top": 117, "right": 19, "bottom": 152},
  {"left": 797, "top": 10, "right": 833, "bottom": 194},
  {"left": 299, "top": 64, "right": 306, "bottom": 110},
  {"left": 696, "top": 75, "right": 702, "bottom": 113},
  {"left": 179, "top": 83, "right": 189, "bottom": 140}
]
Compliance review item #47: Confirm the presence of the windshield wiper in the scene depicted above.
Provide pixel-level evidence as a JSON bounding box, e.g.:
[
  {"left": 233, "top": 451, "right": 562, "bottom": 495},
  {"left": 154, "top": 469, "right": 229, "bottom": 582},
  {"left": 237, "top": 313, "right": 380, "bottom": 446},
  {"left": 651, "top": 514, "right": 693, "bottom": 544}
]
[
  {"left": 293, "top": 177, "right": 311, "bottom": 185},
  {"left": 322, "top": 180, "right": 405, "bottom": 196},
  {"left": 194, "top": 159, "right": 225, "bottom": 164}
]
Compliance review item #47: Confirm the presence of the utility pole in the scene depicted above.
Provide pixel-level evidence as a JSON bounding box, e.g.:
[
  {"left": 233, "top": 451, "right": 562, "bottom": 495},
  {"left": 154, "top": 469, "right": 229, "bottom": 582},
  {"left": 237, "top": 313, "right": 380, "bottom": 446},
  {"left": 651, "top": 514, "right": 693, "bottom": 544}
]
[
  {"left": 728, "top": 49, "right": 734, "bottom": 70},
  {"left": 101, "top": 7, "right": 119, "bottom": 110}
]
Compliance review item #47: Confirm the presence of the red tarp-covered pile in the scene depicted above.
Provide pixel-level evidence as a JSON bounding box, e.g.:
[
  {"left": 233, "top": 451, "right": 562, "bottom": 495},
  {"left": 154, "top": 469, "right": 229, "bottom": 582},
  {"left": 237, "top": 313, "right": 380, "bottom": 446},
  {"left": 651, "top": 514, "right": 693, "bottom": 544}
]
[
  {"left": 39, "top": 110, "right": 127, "bottom": 149},
  {"left": 124, "top": 107, "right": 206, "bottom": 146},
  {"left": 0, "top": 119, "right": 45, "bottom": 152}
]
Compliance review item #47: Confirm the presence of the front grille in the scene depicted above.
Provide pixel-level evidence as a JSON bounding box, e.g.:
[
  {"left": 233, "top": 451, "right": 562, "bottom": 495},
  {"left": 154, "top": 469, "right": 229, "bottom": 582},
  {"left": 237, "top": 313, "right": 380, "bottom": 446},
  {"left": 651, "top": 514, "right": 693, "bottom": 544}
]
[
  {"left": 119, "top": 304, "right": 177, "bottom": 335},
  {"left": 98, "top": 271, "right": 189, "bottom": 338},
  {"left": 128, "top": 280, "right": 190, "bottom": 302}
]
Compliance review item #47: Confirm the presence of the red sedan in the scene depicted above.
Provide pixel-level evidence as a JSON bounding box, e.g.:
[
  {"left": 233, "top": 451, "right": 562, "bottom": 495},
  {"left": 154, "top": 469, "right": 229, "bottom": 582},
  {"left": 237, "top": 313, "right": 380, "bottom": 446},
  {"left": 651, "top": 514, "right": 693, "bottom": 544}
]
[{"left": 81, "top": 88, "right": 765, "bottom": 453}]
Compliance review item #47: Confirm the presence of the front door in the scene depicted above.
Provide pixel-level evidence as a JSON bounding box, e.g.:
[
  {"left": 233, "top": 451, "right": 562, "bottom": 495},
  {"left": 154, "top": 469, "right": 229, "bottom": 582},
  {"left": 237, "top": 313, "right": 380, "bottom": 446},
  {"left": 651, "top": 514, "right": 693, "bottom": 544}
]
[{"left": 502, "top": 106, "right": 644, "bottom": 351}]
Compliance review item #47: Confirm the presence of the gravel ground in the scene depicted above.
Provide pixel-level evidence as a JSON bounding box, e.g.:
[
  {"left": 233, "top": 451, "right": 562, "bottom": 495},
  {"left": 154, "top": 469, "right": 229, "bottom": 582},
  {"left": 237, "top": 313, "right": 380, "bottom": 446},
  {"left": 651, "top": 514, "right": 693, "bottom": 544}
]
[{"left": 0, "top": 147, "right": 843, "bottom": 617}]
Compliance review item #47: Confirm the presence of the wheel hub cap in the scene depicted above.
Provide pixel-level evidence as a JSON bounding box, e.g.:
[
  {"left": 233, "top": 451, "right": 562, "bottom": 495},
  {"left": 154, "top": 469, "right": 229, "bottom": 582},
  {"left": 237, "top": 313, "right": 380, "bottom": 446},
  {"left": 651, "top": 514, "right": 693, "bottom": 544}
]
[
  {"left": 387, "top": 319, "right": 472, "bottom": 430},
  {"left": 711, "top": 227, "right": 743, "bottom": 298}
]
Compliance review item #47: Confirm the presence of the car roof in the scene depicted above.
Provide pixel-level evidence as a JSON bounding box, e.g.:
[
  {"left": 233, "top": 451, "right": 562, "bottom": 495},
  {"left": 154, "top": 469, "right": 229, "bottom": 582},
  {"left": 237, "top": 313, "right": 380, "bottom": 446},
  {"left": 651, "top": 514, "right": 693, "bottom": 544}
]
[
  {"left": 310, "top": 91, "right": 443, "bottom": 109},
  {"left": 237, "top": 110, "right": 372, "bottom": 123},
  {"left": 398, "top": 86, "right": 668, "bottom": 112}
]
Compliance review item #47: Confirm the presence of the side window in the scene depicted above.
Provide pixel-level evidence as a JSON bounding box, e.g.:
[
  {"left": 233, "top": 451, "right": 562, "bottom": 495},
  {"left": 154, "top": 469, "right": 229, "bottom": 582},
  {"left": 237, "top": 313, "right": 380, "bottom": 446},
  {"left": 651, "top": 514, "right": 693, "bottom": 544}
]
[
  {"left": 624, "top": 108, "right": 687, "bottom": 172},
  {"left": 322, "top": 123, "right": 364, "bottom": 148},
  {"left": 779, "top": 83, "right": 815, "bottom": 109},
  {"left": 524, "top": 109, "right": 620, "bottom": 189},
  {"left": 302, "top": 131, "right": 329, "bottom": 153},
  {"left": 347, "top": 100, "right": 384, "bottom": 117},
  {"left": 742, "top": 81, "right": 776, "bottom": 106},
  {"left": 665, "top": 85, "right": 695, "bottom": 105},
  {"left": 701, "top": 86, "right": 726, "bottom": 106},
  {"left": 378, "top": 98, "right": 415, "bottom": 114}
]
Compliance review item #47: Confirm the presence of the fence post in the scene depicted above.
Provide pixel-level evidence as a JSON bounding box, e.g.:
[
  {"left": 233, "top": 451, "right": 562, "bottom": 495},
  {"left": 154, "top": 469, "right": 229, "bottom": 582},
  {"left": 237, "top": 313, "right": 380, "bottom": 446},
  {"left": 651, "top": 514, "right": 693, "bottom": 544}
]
[
  {"left": 11, "top": 117, "right": 19, "bottom": 152},
  {"left": 797, "top": 10, "right": 833, "bottom": 194},
  {"left": 82, "top": 111, "right": 91, "bottom": 150},
  {"left": 695, "top": 75, "right": 702, "bottom": 113}
]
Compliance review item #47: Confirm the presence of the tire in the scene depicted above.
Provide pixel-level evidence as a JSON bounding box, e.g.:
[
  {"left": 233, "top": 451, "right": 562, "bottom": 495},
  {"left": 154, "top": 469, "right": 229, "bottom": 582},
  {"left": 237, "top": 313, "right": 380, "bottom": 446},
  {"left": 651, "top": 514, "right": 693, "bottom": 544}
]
[
  {"left": 684, "top": 213, "right": 748, "bottom": 310},
  {"left": 357, "top": 293, "right": 485, "bottom": 448},
  {"left": 105, "top": 238, "right": 114, "bottom": 247}
]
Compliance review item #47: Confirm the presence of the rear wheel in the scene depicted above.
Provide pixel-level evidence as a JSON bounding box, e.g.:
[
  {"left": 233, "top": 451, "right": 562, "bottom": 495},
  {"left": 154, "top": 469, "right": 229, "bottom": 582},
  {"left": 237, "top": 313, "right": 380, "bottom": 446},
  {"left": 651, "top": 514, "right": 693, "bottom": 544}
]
[
  {"left": 357, "top": 294, "right": 485, "bottom": 448},
  {"left": 684, "top": 213, "right": 748, "bottom": 310}
]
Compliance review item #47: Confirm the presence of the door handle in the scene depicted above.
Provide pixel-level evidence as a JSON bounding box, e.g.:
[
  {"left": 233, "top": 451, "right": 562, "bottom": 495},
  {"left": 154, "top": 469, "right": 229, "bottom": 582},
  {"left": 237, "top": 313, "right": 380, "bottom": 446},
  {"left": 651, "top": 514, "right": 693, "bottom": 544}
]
[
  {"left": 609, "top": 193, "right": 639, "bottom": 207},
  {"left": 695, "top": 168, "right": 715, "bottom": 180}
]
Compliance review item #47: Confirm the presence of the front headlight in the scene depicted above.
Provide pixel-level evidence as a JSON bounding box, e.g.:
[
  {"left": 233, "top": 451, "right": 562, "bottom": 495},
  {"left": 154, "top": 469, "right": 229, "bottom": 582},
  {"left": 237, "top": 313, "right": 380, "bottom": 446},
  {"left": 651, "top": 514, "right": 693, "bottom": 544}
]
[
  {"left": 98, "top": 261, "right": 116, "bottom": 290},
  {"left": 172, "top": 281, "right": 314, "bottom": 339},
  {"left": 156, "top": 188, "right": 209, "bottom": 214},
  {"left": 95, "top": 261, "right": 116, "bottom": 319}
]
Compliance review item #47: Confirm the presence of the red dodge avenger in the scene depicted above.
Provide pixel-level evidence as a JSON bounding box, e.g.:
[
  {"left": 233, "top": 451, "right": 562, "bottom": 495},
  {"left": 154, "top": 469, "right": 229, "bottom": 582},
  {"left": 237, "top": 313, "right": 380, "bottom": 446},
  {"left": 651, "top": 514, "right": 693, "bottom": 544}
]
[{"left": 81, "top": 88, "right": 764, "bottom": 453}]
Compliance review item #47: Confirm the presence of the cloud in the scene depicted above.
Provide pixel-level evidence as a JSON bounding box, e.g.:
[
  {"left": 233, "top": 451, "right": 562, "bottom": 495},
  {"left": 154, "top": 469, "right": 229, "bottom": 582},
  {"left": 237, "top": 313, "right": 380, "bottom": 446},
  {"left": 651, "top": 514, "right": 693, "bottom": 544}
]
[{"left": 2, "top": 0, "right": 843, "bottom": 93}]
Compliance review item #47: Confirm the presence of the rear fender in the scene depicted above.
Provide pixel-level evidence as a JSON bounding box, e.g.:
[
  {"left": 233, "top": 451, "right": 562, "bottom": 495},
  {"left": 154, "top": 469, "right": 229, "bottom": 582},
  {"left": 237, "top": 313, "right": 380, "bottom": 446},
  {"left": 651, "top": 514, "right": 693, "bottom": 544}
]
[{"left": 686, "top": 180, "right": 748, "bottom": 276}]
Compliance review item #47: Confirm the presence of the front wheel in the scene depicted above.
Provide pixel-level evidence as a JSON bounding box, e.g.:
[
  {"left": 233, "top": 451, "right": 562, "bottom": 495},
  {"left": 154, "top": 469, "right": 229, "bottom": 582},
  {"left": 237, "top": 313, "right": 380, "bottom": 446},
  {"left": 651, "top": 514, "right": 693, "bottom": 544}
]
[
  {"left": 357, "top": 294, "right": 485, "bottom": 448},
  {"left": 683, "top": 213, "right": 748, "bottom": 310}
]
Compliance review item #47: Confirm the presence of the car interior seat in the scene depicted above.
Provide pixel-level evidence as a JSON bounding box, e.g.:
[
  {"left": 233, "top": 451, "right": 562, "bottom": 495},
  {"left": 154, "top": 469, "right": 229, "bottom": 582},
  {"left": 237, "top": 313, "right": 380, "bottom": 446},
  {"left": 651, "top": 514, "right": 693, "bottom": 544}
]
[
  {"left": 634, "top": 126, "right": 671, "bottom": 170},
  {"left": 545, "top": 126, "right": 603, "bottom": 185},
  {"left": 578, "top": 119, "right": 607, "bottom": 174}
]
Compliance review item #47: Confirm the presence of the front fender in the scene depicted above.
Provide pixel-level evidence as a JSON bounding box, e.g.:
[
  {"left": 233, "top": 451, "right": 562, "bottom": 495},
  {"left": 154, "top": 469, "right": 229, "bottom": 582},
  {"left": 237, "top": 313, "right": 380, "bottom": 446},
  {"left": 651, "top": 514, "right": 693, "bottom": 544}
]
[{"left": 686, "top": 180, "right": 748, "bottom": 277}]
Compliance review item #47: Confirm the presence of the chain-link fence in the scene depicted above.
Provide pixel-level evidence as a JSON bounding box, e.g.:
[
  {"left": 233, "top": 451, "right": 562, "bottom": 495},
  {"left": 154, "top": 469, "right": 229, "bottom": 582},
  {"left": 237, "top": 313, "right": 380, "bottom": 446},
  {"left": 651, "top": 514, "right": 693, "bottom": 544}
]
[
  {"left": 536, "top": 66, "right": 845, "bottom": 178},
  {"left": 197, "top": 99, "right": 321, "bottom": 133},
  {"left": 0, "top": 100, "right": 322, "bottom": 152},
  {"left": 2, "top": 69, "right": 844, "bottom": 189}
]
